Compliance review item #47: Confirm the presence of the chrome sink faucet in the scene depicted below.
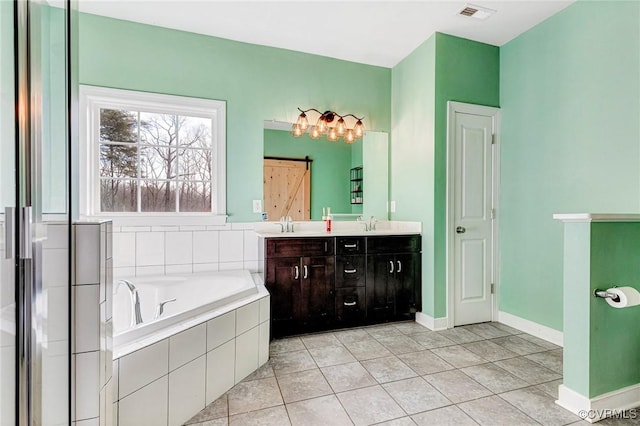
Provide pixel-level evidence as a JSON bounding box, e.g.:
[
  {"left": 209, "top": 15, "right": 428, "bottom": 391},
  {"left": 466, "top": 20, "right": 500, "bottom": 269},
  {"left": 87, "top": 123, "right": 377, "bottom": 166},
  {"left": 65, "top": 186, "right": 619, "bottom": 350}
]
[
  {"left": 117, "top": 279, "right": 143, "bottom": 326},
  {"left": 279, "top": 215, "right": 294, "bottom": 233},
  {"left": 357, "top": 215, "right": 377, "bottom": 231}
]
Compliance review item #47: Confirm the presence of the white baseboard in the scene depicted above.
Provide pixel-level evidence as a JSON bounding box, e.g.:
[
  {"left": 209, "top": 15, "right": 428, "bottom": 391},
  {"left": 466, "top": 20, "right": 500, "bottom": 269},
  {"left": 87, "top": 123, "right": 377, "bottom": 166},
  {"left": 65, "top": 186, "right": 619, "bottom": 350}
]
[
  {"left": 498, "top": 310, "right": 563, "bottom": 347},
  {"left": 415, "top": 312, "right": 448, "bottom": 331},
  {"left": 557, "top": 383, "right": 640, "bottom": 423}
]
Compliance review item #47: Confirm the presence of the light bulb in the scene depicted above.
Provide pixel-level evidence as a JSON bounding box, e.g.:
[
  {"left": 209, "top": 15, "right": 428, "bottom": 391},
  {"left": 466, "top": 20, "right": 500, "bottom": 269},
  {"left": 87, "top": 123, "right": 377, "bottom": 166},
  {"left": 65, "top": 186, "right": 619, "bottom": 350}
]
[
  {"left": 296, "top": 112, "right": 309, "bottom": 131},
  {"left": 315, "top": 117, "right": 327, "bottom": 134},
  {"left": 335, "top": 118, "right": 346, "bottom": 136},
  {"left": 309, "top": 126, "right": 321, "bottom": 140},
  {"left": 354, "top": 120, "right": 364, "bottom": 139},
  {"left": 327, "top": 127, "right": 339, "bottom": 142},
  {"left": 344, "top": 129, "right": 355, "bottom": 144},
  {"left": 290, "top": 123, "right": 304, "bottom": 137}
]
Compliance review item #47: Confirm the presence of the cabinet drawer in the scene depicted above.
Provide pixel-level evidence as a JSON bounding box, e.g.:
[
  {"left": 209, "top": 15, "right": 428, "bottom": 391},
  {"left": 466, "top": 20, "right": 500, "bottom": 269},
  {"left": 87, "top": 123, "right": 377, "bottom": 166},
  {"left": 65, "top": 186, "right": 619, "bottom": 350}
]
[
  {"left": 366, "top": 235, "right": 421, "bottom": 254},
  {"left": 336, "top": 237, "right": 365, "bottom": 255},
  {"left": 335, "top": 255, "right": 366, "bottom": 288},
  {"left": 335, "top": 287, "right": 366, "bottom": 324},
  {"left": 266, "top": 237, "right": 334, "bottom": 258}
]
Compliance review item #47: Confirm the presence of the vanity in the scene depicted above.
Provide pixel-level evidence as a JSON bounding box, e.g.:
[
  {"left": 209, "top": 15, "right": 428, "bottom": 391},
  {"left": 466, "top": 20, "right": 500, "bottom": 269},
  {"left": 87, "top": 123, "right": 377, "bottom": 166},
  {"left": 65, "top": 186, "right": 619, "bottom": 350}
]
[{"left": 258, "top": 227, "right": 422, "bottom": 338}]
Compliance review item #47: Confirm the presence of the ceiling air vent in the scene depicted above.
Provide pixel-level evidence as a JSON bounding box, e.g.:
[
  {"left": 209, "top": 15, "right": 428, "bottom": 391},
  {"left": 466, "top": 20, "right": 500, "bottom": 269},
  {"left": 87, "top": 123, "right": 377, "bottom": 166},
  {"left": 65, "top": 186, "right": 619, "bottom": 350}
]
[{"left": 458, "top": 4, "right": 496, "bottom": 20}]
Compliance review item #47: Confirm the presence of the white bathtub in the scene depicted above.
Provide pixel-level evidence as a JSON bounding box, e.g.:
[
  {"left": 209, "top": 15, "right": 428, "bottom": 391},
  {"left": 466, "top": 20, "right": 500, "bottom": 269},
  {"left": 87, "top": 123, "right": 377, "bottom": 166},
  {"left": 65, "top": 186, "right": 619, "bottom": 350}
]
[
  {"left": 112, "top": 270, "right": 270, "bottom": 426},
  {"left": 113, "top": 269, "right": 258, "bottom": 349}
]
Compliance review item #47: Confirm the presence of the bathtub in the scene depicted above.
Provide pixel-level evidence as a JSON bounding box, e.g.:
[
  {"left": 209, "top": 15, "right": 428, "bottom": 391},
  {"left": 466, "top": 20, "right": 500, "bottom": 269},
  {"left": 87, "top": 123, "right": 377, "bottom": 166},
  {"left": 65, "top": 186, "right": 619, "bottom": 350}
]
[
  {"left": 112, "top": 270, "right": 270, "bottom": 426},
  {"left": 113, "top": 269, "right": 258, "bottom": 348}
]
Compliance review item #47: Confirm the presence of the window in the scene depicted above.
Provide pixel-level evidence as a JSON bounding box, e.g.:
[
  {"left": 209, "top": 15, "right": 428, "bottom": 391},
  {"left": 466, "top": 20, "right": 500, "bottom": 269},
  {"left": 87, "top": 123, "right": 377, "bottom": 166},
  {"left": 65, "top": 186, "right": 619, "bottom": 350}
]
[{"left": 80, "top": 86, "right": 226, "bottom": 220}]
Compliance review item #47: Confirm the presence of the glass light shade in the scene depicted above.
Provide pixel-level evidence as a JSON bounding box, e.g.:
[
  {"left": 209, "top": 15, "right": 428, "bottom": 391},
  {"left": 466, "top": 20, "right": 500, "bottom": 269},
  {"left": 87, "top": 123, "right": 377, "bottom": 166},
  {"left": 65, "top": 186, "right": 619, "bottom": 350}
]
[
  {"left": 296, "top": 112, "right": 309, "bottom": 131},
  {"left": 344, "top": 129, "right": 355, "bottom": 144},
  {"left": 327, "top": 127, "right": 338, "bottom": 142},
  {"left": 290, "top": 123, "right": 304, "bottom": 137},
  {"left": 335, "top": 117, "right": 346, "bottom": 136},
  {"left": 309, "top": 126, "right": 321, "bottom": 140},
  {"left": 315, "top": 117, "right": 327, "bottom": 134},
  {"left": 353, "top": 120, "right": 364, "bottom": 138}
]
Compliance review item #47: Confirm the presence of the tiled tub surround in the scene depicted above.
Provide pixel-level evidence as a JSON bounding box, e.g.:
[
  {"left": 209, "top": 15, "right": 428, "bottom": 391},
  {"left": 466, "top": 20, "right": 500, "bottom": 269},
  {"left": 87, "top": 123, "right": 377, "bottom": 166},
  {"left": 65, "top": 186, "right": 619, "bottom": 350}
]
[
  {"left": 112, "top": 278, "right": 270, "bottom": 426},
  {"left": 74, "top": 221, "right": 114, "bottom": 426},
  {"left": 111, "top": 222, "right": 263, "bottom": 278}
]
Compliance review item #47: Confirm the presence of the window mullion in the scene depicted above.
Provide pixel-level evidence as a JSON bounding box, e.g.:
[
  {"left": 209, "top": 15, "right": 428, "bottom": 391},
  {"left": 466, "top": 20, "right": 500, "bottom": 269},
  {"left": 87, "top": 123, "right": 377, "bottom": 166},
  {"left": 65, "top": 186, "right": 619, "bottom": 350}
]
[
  {"left": 175, "top": 114, "right": 180, "bottom": 213},
  {"left": 137, "top": 111, "right": 142, "bottom": 213}
]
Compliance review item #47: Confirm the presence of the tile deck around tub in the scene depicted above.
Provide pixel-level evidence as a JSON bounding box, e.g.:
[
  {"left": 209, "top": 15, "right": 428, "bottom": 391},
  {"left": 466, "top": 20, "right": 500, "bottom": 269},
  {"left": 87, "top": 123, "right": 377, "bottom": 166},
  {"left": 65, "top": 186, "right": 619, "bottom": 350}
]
[{"left": 184, "top": 321, "right": 639, "bottom": 426}]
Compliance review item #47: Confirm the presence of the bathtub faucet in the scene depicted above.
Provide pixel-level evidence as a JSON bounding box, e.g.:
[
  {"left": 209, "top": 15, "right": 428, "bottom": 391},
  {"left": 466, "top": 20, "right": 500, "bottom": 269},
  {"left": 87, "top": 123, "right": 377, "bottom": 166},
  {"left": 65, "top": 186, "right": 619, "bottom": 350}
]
[
  {"left": 117, "top": 279, "right": 143, "bottom": 327},
  {"left": 155, "top": 298, "right": 177, "bottom": 320}
]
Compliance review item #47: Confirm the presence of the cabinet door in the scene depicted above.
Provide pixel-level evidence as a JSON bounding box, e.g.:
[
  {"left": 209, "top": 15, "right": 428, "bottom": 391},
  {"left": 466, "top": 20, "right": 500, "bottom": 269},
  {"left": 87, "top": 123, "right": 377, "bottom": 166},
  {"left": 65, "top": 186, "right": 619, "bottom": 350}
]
[
  {"left": 394, "top": 253, "right": 421, "bottom": 319},
  {"left": 366, "top": 254, "right": 396, "bottom": 323},
  {"left": 265, "top": 257, "right": 301, "bottom": 324},
  {"left": 304, "top": 256, "right": 335, "bottom": 325},
  {"left": 335, "top": 255, "right": 366, "bottom": 288}
]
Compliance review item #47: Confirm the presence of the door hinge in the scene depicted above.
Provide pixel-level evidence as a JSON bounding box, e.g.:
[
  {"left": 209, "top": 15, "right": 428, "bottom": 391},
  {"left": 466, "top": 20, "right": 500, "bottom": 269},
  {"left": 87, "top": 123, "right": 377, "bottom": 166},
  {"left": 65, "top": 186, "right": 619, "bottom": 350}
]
[
  {"left": 490, "top": 283, "right": 495, "bottom": 294},
  {"left": 490, "top": 208, "right": 496, "bottom": 220},
  {"left": 491, "top": 134, "right": 496, "bottom": 144}
]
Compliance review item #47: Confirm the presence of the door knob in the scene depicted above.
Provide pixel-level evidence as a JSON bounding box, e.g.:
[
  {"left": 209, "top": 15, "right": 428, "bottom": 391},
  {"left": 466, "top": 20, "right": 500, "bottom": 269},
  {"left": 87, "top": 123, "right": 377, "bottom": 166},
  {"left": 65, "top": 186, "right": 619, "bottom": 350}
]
[{"left": 456, "top": 226, "right": 466, "bottom": 234}]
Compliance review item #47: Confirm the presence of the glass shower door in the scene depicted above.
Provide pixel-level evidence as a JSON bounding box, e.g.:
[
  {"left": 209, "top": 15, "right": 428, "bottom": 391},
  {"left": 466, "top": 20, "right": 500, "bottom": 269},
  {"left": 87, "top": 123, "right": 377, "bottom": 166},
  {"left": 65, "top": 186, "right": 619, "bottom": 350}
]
[
  {"left": 2, "top": 1, "right": 72, "bottom": 424},
  {"left": 1, "top": 0, "right": 17, "bottom": 424}
]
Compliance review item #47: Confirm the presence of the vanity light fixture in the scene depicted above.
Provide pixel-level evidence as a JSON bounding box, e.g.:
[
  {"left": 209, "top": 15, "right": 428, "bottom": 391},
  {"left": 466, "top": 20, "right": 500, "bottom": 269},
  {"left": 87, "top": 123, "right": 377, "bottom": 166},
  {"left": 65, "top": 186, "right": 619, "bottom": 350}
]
[{"left": 291, "top": 107, "right": 364, "bottom": 143}]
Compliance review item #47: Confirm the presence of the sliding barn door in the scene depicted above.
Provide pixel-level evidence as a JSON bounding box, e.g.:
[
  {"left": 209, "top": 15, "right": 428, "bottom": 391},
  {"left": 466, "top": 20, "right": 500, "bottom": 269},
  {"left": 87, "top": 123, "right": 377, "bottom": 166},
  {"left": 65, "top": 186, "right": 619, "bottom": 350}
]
[{"left": 263, "top": 158, "right": 310, "bottom": 221}]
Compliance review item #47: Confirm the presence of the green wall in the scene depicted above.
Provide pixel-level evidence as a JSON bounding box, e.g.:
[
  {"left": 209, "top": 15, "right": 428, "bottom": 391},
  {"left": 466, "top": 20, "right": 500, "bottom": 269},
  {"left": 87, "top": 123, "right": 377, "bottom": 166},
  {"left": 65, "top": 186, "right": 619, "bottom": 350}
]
[
  {"left": 78, "top": 13, "right": 391, "bottom": 222},
  {"left": 500, "top": 1, "right": 640, "bottom": 330},
  {"left": 433, "top": 33, "right": 499, "bottom": 317},
  {"left": 263, "top": 129, "right": 352, "bottom": 219},
  {"left": 390, "top": 33, "right": 499, "bottom": 317},
  {"left": 391, "top": 35, "right": 437, "bottom": 315},
  {"left": 562, "top": 221, "right": 640, "bottom": 398}
]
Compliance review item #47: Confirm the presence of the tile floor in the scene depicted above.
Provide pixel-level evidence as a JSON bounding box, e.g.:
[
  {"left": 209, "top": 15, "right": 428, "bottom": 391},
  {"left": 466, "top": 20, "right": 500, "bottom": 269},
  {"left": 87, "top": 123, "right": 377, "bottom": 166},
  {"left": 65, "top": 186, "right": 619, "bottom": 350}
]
[{"left": 184, "top": 321, "right": 639, "bottom": 426}]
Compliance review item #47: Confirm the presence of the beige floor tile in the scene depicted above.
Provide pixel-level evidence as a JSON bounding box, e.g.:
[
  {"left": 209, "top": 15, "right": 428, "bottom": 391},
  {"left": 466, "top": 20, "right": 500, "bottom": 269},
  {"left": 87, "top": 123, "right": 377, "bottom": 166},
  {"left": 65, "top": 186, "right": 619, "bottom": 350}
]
[
  {"left": 337, "top": 385, "right": 406, "bottom": 426},
  {"left": 276, "top": 369, "right": 332, "bottom": 403},
  {"left": 383, "top": 377, "right": 452, "bottom": 414},
  {"left": 411, "top": 405, "right": 477, "bottom": 426},
  {"left": 227, "top": 377, "right": 283, "bottom": 415},
  {"left": 228, "top": 405, "right": 290, "bottom": 426},
  {"left": 286, "top": 394, "right": 353, "bottom": 426},
  {"left": 361, "top": 355, "right": 417, "bottom": 383},
  {"left": 321, "top": 361, "right": 377, "bottom": 393}
]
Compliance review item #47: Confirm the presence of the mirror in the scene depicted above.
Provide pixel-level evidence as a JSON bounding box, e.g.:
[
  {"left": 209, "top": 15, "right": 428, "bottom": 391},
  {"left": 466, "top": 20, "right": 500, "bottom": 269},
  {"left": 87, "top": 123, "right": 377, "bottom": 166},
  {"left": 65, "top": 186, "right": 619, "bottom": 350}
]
[{"left": 263, "top": 122, "right": 388, "bottom": 221}]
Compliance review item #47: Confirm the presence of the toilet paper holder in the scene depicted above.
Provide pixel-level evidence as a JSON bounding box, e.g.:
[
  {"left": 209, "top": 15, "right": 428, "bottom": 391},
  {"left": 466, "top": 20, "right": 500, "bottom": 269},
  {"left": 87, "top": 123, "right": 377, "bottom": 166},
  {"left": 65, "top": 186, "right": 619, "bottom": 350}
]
[{"left": 594, "top": 288, "right": 621, "bottom": 302}]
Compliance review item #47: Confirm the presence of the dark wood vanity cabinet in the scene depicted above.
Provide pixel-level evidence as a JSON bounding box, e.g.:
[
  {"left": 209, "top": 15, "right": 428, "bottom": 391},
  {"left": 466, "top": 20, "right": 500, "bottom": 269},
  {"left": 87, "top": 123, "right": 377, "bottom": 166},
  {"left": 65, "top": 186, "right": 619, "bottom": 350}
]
[
  {"left": 335, "top": 237, "right": 366, "bottom": 325},
  {"left": 366, "top": 235, "right": 421, "bottom": 322},
  {"left": 265, "top": 234, "right": 421, "bottom": 337},
  {"left": 265, "top": 238, "right": 335, "bottom": 337}
]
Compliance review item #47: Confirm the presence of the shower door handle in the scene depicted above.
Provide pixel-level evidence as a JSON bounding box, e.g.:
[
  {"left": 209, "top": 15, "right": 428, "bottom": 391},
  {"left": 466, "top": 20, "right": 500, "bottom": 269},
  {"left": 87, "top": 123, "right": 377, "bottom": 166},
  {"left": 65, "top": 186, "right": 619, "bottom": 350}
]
[
  {"left": 5, "top": 207, "right": 14, "bottom": 259},
  {"left": 19, "top": 207, "right": 32, "bottom": 259}
]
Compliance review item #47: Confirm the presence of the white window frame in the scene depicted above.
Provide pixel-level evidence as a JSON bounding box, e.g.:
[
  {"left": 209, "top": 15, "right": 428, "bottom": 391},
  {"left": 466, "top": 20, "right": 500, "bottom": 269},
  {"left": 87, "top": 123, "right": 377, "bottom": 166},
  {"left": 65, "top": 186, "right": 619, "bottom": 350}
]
[{"left": 79, "top": 85, "right": 226, "bottom": 226}]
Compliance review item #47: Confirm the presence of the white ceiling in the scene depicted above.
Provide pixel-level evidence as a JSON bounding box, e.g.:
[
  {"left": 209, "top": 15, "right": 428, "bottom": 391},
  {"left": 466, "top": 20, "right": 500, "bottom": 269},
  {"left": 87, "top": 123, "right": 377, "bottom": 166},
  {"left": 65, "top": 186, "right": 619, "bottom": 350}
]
[{"left": 78, "top": 0, "right": 574, "bottom": 68}]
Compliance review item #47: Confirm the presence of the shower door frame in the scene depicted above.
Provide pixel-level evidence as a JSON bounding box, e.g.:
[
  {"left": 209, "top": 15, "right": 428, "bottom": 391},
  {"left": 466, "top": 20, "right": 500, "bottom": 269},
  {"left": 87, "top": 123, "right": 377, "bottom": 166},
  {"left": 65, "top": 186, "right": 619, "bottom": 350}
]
[{"left": 12, "top": 0, "right": 73, "bottom": 424}]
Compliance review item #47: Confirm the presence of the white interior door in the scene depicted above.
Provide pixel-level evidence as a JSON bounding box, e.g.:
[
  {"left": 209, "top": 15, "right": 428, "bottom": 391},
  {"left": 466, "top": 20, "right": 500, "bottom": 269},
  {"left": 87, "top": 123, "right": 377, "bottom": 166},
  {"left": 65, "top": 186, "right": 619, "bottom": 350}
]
[{"left": 450, "top": 104, "right": 497, "bottom": 326}]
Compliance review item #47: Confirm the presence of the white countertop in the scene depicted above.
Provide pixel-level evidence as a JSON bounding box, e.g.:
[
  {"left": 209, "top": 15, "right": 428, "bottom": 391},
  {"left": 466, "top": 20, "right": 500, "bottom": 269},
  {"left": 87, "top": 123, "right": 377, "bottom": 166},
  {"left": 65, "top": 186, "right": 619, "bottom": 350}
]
[
  {"left": 553, "top": 213, "right": 640, "bottom": 223},
  {"left": 254, "top": 220, "right": 421, "bottom": 238}
]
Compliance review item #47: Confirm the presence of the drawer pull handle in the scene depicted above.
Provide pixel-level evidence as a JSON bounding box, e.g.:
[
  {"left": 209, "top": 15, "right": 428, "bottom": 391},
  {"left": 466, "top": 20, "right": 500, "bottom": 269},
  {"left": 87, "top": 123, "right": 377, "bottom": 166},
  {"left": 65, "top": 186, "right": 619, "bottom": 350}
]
[
  {"left": 397, "top": 260, "right": 402, "bottom": 273},
  {"left": 343, "top": 301, "right": 357, "bottom": 306},
  {"left": 294, "top": 266, "right": 299, "bottom": 280},
  {"left": 344, "top": 269, "right": 357, "bottom": 274},
  {"left": 389, "top": 260, "right": 394, "bottom": 274},
  {"left": 344, "top": 243, "right": 357, "bottom": 248},
  {"left": 303, "top": 265, "right": 308, "bottom": 279}
]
